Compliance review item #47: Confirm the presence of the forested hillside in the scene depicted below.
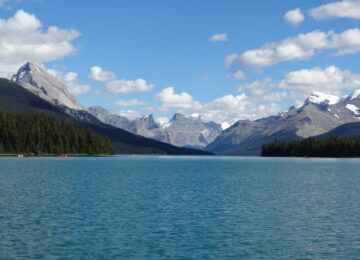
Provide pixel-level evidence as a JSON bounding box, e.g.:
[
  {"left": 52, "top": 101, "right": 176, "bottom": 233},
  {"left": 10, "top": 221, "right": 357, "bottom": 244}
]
[
  {"left": 0, "top": 110, "right": 115, "bottom": 155},
  {"left": 262, "top": 137, "right": 360, "bottom": 157}
]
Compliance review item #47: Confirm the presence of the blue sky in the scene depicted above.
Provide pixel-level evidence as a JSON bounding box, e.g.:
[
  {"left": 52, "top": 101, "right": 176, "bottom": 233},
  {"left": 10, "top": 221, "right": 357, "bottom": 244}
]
[{"left": 1, "top": 0, "right": 360, "bottom": 123}]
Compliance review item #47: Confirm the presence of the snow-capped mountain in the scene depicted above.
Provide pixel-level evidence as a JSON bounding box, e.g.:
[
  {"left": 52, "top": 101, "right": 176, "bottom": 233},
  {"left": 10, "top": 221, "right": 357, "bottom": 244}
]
[
  {"left": 206, "top": 90, "right": 360, "bottom": 155},
  {"left": 88, "top": 107, "right": 222, "bottom": 148},
  {"left": 12, "top": 62, "right": 83, "bottom": 110},
  {"left": 305, "top": 91, "right": 342, "bottom": 105}
]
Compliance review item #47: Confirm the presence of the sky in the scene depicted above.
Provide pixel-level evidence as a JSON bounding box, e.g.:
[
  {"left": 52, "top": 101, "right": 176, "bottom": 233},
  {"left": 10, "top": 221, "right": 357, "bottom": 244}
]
[{"left": 1, "top": 0, "right": 360, "bottom": 123}]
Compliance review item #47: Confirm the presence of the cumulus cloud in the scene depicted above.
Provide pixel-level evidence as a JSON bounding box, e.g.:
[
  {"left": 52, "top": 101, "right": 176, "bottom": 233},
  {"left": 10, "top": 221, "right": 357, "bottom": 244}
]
[
  {"left": 237, "top": 78, "right": 276, "bottom": 96},
  {"left": 228, "top": 69, "right": 246, "bottom": 79},
  {"left": 284, "top": 8, "right": 304, "bottom": 26},
  {"left": 113, "top": 109, "right": 142, "bottom": 120},
  {"left": 152, "top": 66, "right": 360, "bottom": 123},
  {"left": 279, "top": 65, "right": 360, "bottom": 92},
  {"left": 115, "top": 99, "right": 145, "bottom": 106},
  {"left": 88, "top": 66, "right": 116, "bottom": 82},
  {"left": 105, "top": 79, "right": 154, "bottom": 94},
  {"left": 47, "top": 69, "right": 91, "bottom": 95},
  {"left": 155, "top": 87, "right": 198, "bottom": 109},
  {"left": 210, "top": 33, "right": 228, "bottom": 42},
  {"left": 153, "top": 85, "right": 281, "bottom": 122},
  {"left": 309, "top": 0, "right": 360, "bottom": 20},
  {"left": 88, "top": 65, "right": 154, "bottom": 95},
  {"left": 226, "top": 28, "right": 360, "bottom": 68},
  {"left": 0, "top": 10, "right": 80, "bottom": 76}
]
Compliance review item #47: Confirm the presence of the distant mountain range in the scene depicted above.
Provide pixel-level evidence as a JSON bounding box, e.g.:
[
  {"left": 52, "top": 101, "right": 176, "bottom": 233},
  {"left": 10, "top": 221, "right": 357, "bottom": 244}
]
[
  {"left": 1, "top": 62, "right": 211, "bottom": 155},
  {"left": 88, "top": 106, "right": 223, "bottom": 149},
  {"left": 206, "top": 91, "right": 360, "bottom": 155},
  {"left": 5, "top": 62, "right": 360, "bottom": 156}
]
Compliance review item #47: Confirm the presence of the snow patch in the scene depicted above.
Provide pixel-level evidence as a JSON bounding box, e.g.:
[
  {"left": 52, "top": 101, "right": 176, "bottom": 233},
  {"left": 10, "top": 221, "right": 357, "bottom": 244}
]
[
  {"left": 160, "top": 121, "right": 173, "bottom": 128},
  {"left": 201, "top": 129, "right": 210, "bottom": 137},
  {"left": 349, "top": 89, "right": 360, "bottom": 100},
  {"left": 307, "top": 91, "right": 341, "bottom": 105},
  {"left": 221, "top": 122, "right": 231, "bottom": 130},
  {"left": 346, "top": 104, "right": 360, "bottom": 115}
]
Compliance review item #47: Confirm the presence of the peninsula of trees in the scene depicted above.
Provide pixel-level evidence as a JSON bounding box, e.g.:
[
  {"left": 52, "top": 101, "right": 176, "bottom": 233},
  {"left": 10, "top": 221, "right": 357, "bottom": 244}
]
[{"left": 262, "top": 136, "right": 360, "bottom": 157}]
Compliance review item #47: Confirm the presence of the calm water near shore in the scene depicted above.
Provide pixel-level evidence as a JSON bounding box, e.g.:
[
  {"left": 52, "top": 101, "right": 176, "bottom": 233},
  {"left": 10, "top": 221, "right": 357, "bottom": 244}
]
[{"left": 1, "top": 156, "right": 360, "bottom": 259}]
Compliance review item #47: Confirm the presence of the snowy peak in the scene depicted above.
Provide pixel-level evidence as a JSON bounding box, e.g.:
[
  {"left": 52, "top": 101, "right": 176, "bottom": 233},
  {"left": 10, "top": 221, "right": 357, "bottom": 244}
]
[
  {"left": 305, "top": 91, "right": 341, "bottom": 106},
  {"left": 12, "top": 62, "right": 82, "bottom": 110},
  {"left": 348, "top": 89, "right": 360, "bottom": 100}
]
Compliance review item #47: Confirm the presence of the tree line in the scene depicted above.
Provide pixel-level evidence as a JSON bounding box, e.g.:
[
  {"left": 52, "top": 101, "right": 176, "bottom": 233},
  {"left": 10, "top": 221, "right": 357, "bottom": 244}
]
[
  {"left": 262, "top": 136, "right": 360, "bottom": 157},
  {"left": 0, "top": 110, "right": 115, "bottom": 155}
]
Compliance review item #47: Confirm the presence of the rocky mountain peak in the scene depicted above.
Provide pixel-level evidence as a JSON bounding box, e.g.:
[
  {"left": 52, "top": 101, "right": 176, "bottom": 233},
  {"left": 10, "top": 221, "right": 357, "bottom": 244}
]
[
  {"left": 171, "top": 113, "right": 186, "bottom": 121},
  {"left": 12, "top": 62, "right": 82, "bottom": 110}
]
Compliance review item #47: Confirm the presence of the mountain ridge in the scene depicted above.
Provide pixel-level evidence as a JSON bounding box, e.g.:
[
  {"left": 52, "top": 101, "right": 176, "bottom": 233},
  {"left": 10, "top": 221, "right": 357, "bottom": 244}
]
[
  {"left": 1, "top": 65, "right": 212, "bottom": 155},
  {"left": 206, "top": 90, "right": 360, "bottom": 155},
  {"left": 88, "top": 106, "right": 223, "bottom": 148}
]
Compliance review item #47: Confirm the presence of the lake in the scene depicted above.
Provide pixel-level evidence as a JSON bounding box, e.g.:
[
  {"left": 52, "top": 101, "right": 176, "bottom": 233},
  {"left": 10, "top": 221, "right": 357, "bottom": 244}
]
[{"left": 1, "top": 156, "right": 360, "bottom": 259}]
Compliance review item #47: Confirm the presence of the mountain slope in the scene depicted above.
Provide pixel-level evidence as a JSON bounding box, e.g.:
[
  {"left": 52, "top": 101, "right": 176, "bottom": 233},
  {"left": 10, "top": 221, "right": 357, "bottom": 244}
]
[
  {"left": 0, "top": 78, "right": 212, "bottom": 155},
  {"left": 316, "top": 122, "right": 360, "bottom": 138},
  {"left": 88, "top": 107, "right": 222, "bottom": 148},
  {"left": 206, "top": 91, "right": 360, "bottom": 155},
  {"left": 12, "top": 62, "right": 82, "bottom": 110}
]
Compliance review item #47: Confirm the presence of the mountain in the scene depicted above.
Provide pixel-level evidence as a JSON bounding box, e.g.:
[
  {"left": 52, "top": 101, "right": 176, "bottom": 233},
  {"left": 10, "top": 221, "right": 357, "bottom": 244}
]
[
  {"left": 12, "top": 62, "right": 82, "bottom": 110},
  {"left": 1, "top": 65, "right": 211, "bottom": 155},
  {"left": 88, "top": 108, "right": 223, "bottom": 148},
  {"left": 316, "top": 122, "right": 360, "bottom": 138},
  {"left": 206, "top": 91, "right": 360, "bottom": 155},
  {"left": 11, "top": 62, "right": 99, "bottom": 123},
  {"left": 88, "top": 106, "right": 131, "bottom": 131}
]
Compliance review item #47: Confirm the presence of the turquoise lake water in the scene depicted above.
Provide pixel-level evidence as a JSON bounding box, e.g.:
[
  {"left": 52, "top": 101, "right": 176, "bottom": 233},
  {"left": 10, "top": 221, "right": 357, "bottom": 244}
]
[{"left": 1, "top": 156, "right": 360, "bottom": 259}]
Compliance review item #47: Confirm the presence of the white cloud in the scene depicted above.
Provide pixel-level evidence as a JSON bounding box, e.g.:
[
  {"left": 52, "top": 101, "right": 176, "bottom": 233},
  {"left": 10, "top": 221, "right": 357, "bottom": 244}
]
[
  {"left": 88, "top": 66, "right": 116, "bottom": 82},
  {"left": 156, "top": 117, "right": 169, "bottom": 125},
  {"left": 105, "top": 79, "right": 154, "bottom": 94},
  {"left": 47, "top": 69, "right": 91, "bottom": 95},
  {"left": 88, "top": 65, "right": 154, "bottom": 95},
  {"left": 284, "top": 8, "right": 304, "bottom": 26},
  {"left": 228, "top": 69, "right": 246, "bottom": 79},
  {"left": 210, "top": 33, "right": 228, "bottom": 42},
  {"left": 279, "top": 65, "right": 360, "bottom": 93},
  {"left": 115, "top": 99, "right": 145, "bottom": 106},
  {"left": 226, "top": 28, "right": 360, "bottom": 68},
  {"left": 0, "top": 10, "right": 80, "bottom": 76},
  {"left": 237, "top": 78, "right": 276, "bottom": 96},
  {"left": 153, "top": 85, "right": 278, "bottom": 122},
  {"left": 113, "top": 109, "right": 142, "bottom": 120},
  {"left": 309, "top": 0, "right": 360, "bottom": 20},
  {"left": 152, "top": 66, "right": 360, "bottom": 123},
  {"left": 155, "top": 87, "right": 198, "bottom": 109}
]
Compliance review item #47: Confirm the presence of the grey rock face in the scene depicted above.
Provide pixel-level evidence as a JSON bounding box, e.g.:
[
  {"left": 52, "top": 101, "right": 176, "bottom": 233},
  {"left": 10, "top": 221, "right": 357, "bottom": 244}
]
[
  {"left": 88, "top": 106, "right": 131, "bottom": 131},
  {"left": 88, "top": 108, "right": 223, "bottom": 148},
  {"left": 12, "top": 62, "right": 83, "bottom": 110},
  {"left": 206, "top": 91, "right": 360, "bottom": 155}
]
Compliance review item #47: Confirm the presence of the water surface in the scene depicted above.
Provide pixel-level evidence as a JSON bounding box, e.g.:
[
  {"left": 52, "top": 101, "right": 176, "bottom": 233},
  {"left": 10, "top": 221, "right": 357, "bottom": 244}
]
[{"left": 1, "top": 156, "right": 360, "bottom": 259}]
